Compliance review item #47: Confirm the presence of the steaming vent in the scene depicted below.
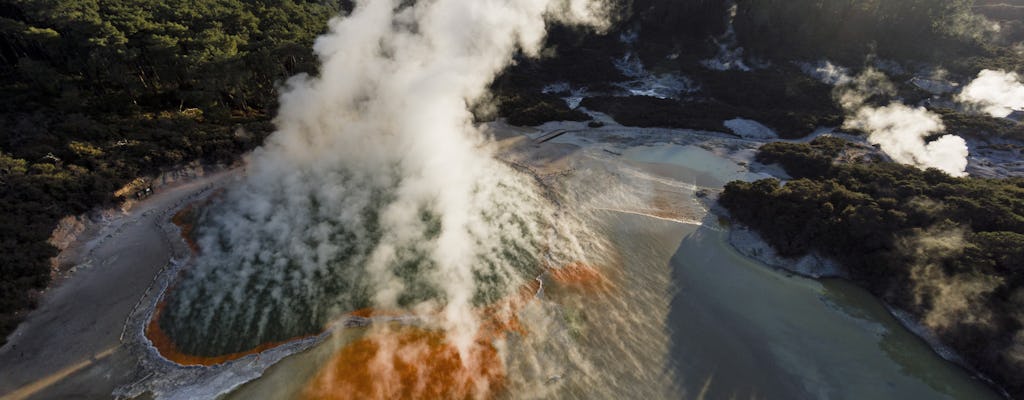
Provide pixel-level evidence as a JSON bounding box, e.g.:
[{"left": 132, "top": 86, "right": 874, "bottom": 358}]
[{"left": 150, "top": 0, "right": 609, "bottom": 359}]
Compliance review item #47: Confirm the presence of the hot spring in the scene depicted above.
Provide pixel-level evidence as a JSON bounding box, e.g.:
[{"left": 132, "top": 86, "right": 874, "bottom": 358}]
[
  {"left": 152, "top": 168, "right": 590, "bottom": 359},
  {"left": 142, "top": 0, "right": 610, "bottom": 369}
]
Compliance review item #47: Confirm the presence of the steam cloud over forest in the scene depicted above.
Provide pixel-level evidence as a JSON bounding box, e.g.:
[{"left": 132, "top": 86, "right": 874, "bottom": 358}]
[{"left": 958, "top": 69, "right": 1024, "bottom": 118}]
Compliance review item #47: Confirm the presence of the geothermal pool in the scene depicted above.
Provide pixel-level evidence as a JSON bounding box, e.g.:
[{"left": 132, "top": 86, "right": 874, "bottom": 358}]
[{"left": 130, "top": 135, "right": 1003, "bottom": 400}]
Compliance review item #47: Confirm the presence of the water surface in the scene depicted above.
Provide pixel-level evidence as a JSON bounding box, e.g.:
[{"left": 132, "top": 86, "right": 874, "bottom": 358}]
[{"left": 228, "top": 143, "right": 1002, "bottom": 399}]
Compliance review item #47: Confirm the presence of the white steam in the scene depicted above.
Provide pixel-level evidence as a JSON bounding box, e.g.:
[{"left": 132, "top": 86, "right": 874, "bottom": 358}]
[
  {"left": 957, "top": 69, "right": 1024, "bottom": 118},
  {"left": 834, "top": 67, "right": 969, "bottom": 177},
  {"left": 701, "top": 1, "right": 752, "bottom": 72},
  {"left": 904, "top": 227, "right": 1002, "bottom": 332},
  {"left": 799, "top": 60, "right": 853, "bottom": 86},
  {"left": 160, "top": 0, "right": 608, "bottom": 358},
  {"left": 844, "top": 104, "right": 968, "bottom": 177}
]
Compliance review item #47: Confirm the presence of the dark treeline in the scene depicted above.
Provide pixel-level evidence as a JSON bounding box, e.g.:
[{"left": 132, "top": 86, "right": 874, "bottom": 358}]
[
  {"left": 720, "top": 138, "right": 1024, "bottom": 396},
  {"left": 498, "top": 0, "right": 1021, "bottom": 136},
  {"left": 735, "top": 0, "right": 975, "bottom": 64},
  {"left": 0, "top": 0, "right": 350, "bottom": 342},
  {"left": 619, "top": 0, "right": 1022, "bottom": 70}
]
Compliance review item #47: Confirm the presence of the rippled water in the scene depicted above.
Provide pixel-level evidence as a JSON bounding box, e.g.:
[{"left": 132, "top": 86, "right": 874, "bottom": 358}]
[{"left": 221, "top": 143, "right": 1001, "bottom": 399}]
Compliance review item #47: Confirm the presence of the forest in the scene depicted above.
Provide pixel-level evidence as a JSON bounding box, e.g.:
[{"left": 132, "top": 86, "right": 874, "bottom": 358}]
[
  {"left": 720, "top": 138, "right": 1024, "bottom": 396},
  {"left": 0, "top": 0, "right": 348, "bottom": 342},
  {"left": 604, "top": 0, "right": 1021, "bottom": 73}
]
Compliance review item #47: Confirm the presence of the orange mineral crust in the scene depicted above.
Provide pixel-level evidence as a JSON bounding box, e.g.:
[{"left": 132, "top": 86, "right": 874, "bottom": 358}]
[
  {"left": 171, "top": 205, "right": 201, "bottom": 253},
  {"left": 301, "top": 327, "right": 505, "bottom": 400},
  {"left": 301, "top": 280, "right": 543, "bottom": 400},
  {"left": 170, "top": 188, "right": 224, "bottom": 253},
  {"left": 348, "top": 308, "right": 411, "bottom": 319},
  {"left": 548, "top": 262, "right": 613, "bottom": 293}
]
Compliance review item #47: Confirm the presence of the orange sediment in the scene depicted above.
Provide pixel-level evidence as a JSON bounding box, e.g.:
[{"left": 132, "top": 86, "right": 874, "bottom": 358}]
[
  {"left": 145, "top": 259, "right": 611, "bottom": 370},
  {"left": 170, "top": 188, "right": 225, "bottom": 253},
  {"left": 484, "top": 276, "right": 544, "bottom": 338},
  {"left": 300, "top": 326, "right": 505, "bottom": 400},
  {"left": 548, "top": 261, "right": 613, "bottom": 293},
  {"left": 171, "top": 204, "right": 201, "bottom": 253},
  {"left": 299, "top": 264, "right": 614, "bottom": 400},
  {"left": 300, "top": 262, "right": 615, "bottom": 399},
  {"left": 300, "top": 279, "right": 541, "bottom": 400}
]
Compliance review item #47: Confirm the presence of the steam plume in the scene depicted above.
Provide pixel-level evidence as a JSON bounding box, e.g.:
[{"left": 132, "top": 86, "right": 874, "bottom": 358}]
[
  {"left": 799, "top": 60, "right": 853, "bottom": 86},
  {"left": 957, "top": 69, "right": 1024, "bottom": 118},
  {"left": 158, "top": 0, "right": 608, "bottom": 360},
  {"left": 903, "top": 227, "right": 1001, "bottom": 332},
  {"left": 844, "top": 103, "right": 968, "bottom": 177},
  {"left": 835, "top": 68, "right": 969, "bottom": 177}
]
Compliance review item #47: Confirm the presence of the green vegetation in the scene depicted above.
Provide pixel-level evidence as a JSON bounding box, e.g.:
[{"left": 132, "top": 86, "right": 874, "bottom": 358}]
[
  {"left": 936, "top": 108, "right": 1024, "bottom": 141},
  {"left": 488, "top": 24, "right": 628, "bottom": 125},
  {"left": 626, "top": 0, "right": 730, "bottom": 61},
  {"left": 720, "top": 138, "right": 1024, "bottom": 396},
  {"left": 0, "top": 0, "right": 348, "bottom": 343},
  {"left": 493, "top": 91, "right": 589, "bottom": 127},
  {"left": 732, "top": 0, "right": 1023, "bottom": 72}
]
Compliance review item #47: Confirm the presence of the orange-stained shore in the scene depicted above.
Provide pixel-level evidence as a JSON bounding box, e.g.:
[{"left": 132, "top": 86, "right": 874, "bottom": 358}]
[
  {"left": 170, "top": 205, "right": 201, "bottom": 253},
  {"left": 144, "top": 203, "right": 320, "bottom": 367},
  {"left": 0, "top": 168, "right": 242, "bottom": 399},
  {"left": 145, "top": 260, "right": 611, "bottom": 370},
  {"left": 169, "top": 188, "right": 224, "bottom": 254}
]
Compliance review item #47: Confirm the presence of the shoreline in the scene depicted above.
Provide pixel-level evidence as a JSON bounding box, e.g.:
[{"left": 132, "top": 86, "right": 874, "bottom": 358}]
[
  {"left": 0, "top": 163, "right": 241, "bottom": 400},
  {"left": 112, "top": 167, "right": 340, "bottom": 400},
  {"left": 716, "top": 208, "right": 1012, "bottom": 399}
]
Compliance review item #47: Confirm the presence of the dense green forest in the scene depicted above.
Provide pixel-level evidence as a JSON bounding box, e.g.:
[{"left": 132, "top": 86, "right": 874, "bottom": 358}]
[
  {"left": 720, "top": 138, "right": 1024, "bottom": 396},
  {"left": 731, "top": 0, "right": 1024, "bottom": 72},
  {"left": 0, "top": 0, "right": 349, "bottom": 342}
]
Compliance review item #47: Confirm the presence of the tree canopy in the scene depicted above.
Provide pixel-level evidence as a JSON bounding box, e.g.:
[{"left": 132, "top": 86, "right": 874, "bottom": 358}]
[
  {"left": 0, "top": 0, "right": 348, "bottom": 343},
  {"left": 721, "top": 138, "right": 1024, "bottom": 396}
]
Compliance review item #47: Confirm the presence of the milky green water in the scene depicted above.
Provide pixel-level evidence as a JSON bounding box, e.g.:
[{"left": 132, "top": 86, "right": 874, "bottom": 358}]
[
  {"left": 664, "top": 219, "right": 1000, "bottom": 400},
  {"left": 226, "top": 143, "right": 1002, "bottom": 399}
]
